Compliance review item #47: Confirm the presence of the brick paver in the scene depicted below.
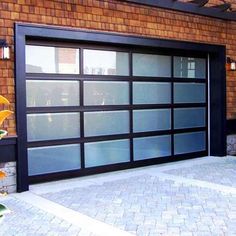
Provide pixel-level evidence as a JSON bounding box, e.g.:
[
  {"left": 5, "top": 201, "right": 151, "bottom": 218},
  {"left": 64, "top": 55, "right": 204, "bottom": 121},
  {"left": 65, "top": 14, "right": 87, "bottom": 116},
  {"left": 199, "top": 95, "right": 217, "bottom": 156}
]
[
  {"left": 0, "top": 156, "right": 236, "bottom": 235},
  {"left": 42, "top": 174, "right": 236, "bottom": 236},
  {"left": 165, "top": 156, "right": 236, "bottom": 187}
]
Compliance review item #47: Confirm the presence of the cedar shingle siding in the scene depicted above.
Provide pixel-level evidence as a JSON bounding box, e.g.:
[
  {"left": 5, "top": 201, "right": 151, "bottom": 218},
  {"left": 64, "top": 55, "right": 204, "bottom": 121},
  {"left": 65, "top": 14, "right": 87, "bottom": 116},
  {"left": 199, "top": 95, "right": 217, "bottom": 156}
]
[{"left": 0, "top": 0, "right": 235, "bottom": 136}]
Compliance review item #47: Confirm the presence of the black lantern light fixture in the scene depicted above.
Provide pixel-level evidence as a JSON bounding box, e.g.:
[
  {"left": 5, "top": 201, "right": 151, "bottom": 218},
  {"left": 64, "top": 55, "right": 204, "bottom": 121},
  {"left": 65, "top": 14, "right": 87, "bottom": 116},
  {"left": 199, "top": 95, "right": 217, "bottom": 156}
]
[
  {"left": 0, "top": 39, "right": 10, "bottom": 60},
  {"left": 226, "top": 57, "right": 236, "bottom": 71}
]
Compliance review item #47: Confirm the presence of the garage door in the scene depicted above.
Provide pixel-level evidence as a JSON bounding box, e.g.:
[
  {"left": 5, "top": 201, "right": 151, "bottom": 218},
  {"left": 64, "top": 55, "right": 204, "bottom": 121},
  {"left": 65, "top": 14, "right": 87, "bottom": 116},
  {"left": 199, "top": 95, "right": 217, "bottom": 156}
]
[{"left": 25, "top": 43, "right": 207, "bottom": 180}]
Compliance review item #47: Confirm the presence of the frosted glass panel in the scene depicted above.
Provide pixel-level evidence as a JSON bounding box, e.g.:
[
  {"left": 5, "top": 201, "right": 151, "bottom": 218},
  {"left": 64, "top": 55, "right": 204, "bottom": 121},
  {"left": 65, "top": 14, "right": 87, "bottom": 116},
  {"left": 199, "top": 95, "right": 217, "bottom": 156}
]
[
  {"left": 174, "top": 131, "right": 206, "bottom": 154},
  {"left": 133, "top": 53, "right": 171, "bottom": 77},
  {"left": 174, "top": 57, "right": 206, "bottom": 79},
  {"left": 133, "top": 82, "right": 171, "bottom": 104},
  {"left": 84, "top": 81, "right": 129, "bottom": 105},
  {"left": 85, "top": 139, "right": 130, "bottom": 167},
  {"left": 174, "top": 108, "right": 206, "bottom": 129},
  {"left": 134, "top": 135, "right": 171, "bottom": 160},
  {"left": 84, "top": 49, "right": 129, "bottom": 75},
  {"left": 84, "top": 111, "right": 129, "bottom": 137},
  {"left": 174, "top": 83, "right": 205, "bottom": 103},
  {"left": 26, "top": 80, "right": 80, "bottom": 107},
  {"left": 28, "top": 144, "right": 81, "bottom": 176},
  {"left": 26, "top": 45, "right": 79, "bottom": 74},
  {"left": 133, "top": 109, "right": 171, "bottom": 132},
  {"left": 27, "top": 113, "right": 80, "bottom": 141}
]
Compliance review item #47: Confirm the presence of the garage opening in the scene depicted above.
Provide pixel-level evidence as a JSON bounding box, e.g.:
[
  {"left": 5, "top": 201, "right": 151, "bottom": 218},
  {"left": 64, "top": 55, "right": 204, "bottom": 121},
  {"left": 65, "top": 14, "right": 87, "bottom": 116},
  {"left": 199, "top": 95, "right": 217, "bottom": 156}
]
[
  {"left": 15, "top": 24, "right": 226, "bottom": 191},
  {"left": 24, "top": 42, "right": 208, "bottom": 182}
]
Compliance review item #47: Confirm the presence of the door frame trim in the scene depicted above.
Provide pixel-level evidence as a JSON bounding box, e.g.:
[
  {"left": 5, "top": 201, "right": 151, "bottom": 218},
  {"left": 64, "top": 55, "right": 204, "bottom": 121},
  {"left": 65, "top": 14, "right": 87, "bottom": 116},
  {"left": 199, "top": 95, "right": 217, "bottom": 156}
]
[{"left": 15, "top": 23, "right": 226, "bottom": 192}]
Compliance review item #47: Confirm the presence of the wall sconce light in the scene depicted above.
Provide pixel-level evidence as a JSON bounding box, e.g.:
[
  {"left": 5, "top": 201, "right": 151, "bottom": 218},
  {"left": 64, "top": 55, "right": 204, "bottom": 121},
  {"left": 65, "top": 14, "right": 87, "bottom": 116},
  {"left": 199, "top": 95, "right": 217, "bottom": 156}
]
[
  {"left": 226, "top": 57, "right": 236, "bottom": 71},
  {"left": 0, "top": 40, "right": 10, "bottom": 60}
]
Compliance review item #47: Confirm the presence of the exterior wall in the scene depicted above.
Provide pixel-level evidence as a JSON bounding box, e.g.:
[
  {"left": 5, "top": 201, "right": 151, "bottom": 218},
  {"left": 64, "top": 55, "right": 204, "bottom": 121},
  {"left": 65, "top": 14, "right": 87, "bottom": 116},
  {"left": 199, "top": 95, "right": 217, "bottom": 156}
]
[
  {"left": 0, "top": 0, "right": 235, "bottom": 134},
  {"left": 0, "top": 162, "right": 16, "bottom": 193},
  {"left": 227, "top": 134, "right": 236, "bottom": 155},
  {"left": 0, "top": 0, "right": 234, "bottom": 191}
]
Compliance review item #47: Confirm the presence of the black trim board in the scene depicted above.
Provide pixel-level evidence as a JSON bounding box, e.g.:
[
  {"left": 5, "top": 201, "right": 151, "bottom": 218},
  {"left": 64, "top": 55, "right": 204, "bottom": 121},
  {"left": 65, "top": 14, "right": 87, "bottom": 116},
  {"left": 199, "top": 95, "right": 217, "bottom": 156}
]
[
  {"left": 210, "top": 51, "right": 227, "bottom": 156},
  {"left": 0, "top": 137, "right": 17, "bottom": 163},
  {"left": 19, "top": 23, "right": 223, "bottom": 53},
  {"left": 227, "top": 119, "right": 236, "bottom": 134},
  {"left": 0, "top": 39, "right": 7, "bottom": 46},
  {"left": 122, "top": 0, "right": 236, "bottom": 21},
  {"left": 15, "top": 25, "right": 29, "bottom": 192},
  {"left": 15, "top": 23, "right": 226, "bottom": 192}
]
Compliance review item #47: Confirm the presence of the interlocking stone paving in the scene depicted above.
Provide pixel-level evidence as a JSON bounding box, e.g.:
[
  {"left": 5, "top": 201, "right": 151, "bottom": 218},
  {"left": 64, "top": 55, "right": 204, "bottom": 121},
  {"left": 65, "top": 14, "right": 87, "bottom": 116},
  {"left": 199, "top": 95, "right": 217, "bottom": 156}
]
[
  {"left": 1, "top": 157, "right": 236, "bottom": 236},
  {"left": 165, "top": 157, "right": 236, "bottom": 187},
  {"left": 42, "top": 174, "right": 236, "bottom": 236}
]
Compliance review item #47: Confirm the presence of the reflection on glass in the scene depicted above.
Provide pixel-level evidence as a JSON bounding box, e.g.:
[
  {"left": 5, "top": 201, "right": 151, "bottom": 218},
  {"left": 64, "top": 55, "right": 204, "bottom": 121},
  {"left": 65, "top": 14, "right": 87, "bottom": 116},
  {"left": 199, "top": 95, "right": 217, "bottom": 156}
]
[
  {"left": 134, "top": 135, "right": 171, "bottom": 160},
  {"left": 83, "top": 49, "right": 129, "bottom": 75},
  {"left": 28, "top": 144, "right": 81, "bottom": 176},
  {"left": 133, "top": 82, "right": 171, "bottom": 104},
  {"left": 85, "top": 139, "right": 130, "bottom": 167},
  {"left": 84, "top": 81, "right": 129, "bottom": 105},
  {"left": 133, "top": 109, "right": 171, "bottom": 132},
  {"left": 84, "top": 111, "right": 129, "bottom": 137},
  {"left": 26, "top": 45, "right": 80, "bottom": 74},
  {"left": 174, "top": 57, "right": 206, "bottom": 79},
  {"left": 133, "top": 53, "right": 171, "bottom": 77},
  {"left": 174, "top": 83, "right": 205, "bottom": 103},
  {"left": 27, "top": 112, "right": 80, "bottom": 141},
  {"left": 174, "top": 108, "right": 205, "bottom": 129},
  {"left": 26, "top": 80, "right": 80, "bottom": 107},
  {"left": 174, "top": 131, "right": 206, "bottom": 154}
]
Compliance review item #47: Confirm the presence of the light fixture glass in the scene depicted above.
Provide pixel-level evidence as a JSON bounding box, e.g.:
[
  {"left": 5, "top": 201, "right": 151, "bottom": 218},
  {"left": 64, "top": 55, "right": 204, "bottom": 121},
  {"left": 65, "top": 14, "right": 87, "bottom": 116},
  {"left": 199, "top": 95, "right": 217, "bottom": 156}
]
[
  {"left": 3, "top": 46, "right": 10, "bottom": 59},
  {"left": 230, "top": 61, "right": 236, "bottom": 71},
  {"left": 0, "top": 44, "right": 10, "bottom": 60}
]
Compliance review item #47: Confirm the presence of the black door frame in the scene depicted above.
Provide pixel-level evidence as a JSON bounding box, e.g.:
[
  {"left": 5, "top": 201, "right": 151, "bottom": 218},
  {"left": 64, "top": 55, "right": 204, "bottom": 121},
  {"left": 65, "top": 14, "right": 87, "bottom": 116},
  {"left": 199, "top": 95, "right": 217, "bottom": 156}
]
[{"left": 15, "top": 23, "right": 226, "bottom": 192}]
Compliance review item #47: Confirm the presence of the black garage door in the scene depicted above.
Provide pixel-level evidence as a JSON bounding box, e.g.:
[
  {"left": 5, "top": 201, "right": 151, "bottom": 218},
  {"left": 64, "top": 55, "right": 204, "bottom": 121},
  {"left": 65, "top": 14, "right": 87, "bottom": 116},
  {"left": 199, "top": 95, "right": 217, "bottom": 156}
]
[{"left": 25, "top": 42, "right": 208, "bottom": 181}]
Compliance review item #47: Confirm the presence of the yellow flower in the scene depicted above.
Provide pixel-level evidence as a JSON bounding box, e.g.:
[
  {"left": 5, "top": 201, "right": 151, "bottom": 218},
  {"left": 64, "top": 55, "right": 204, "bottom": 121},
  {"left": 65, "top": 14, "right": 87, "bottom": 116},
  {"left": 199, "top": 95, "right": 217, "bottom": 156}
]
[
  {"left": 0, "top": 95, "right": 10, "bottom": 105},
  {"left": 0, "top": 171, "right": 6, "bottom": 180},
  {"left": 0, "top": 95, "right": 13, "bottom": 137},
  {"left": 0, "top": 110, "right": 13, "bottom": 127}
]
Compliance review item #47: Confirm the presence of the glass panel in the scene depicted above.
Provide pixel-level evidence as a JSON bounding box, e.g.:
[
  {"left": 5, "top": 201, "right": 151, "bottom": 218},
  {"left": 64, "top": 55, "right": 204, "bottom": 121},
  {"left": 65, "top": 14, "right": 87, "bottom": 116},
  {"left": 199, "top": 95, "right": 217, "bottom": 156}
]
[
  {"left": 134, "top": 135, "right": 171, "bottom": 161},
  {"left": 27, "top": 112, "right": 80, "bottom": 141},
  {"left": 85, "top": 139, "right": 130, "bottom": 167},
  {"left": 133, "top": 109, "right": 171, "bottom": 132},
  {"left": 174, "top": 131, "right": 206, "bottom": 154},
  {"left": 26, "top": 80, "right": 80, "bottom": 107},
  {"left": 174, "top": 57, "right": 206, "bottom": 79},
  {"left": 26, "top": 45, "right": 79, "bottom": 74},
  {"left": 84, "top": 111, "right": 129, "bottom": 137},
  {"left": 133, "top": 82, "right": 171, "bottom": 104},
  {"left": 174, "top": 83, "right": 206, "bottom": 103},
  {"left": 28, "top": 144, "right": 81, "bottom": 176},
  {"left": 84, "top": 81, "right": 129, "bottom": 105},
  {"left": 83, "top": 49, "right": 129, "bottom": 75},
  {"left": 174, "top": 108, "right": 206, "bottom": 129},
  {"left": 133, "top": 53, "right": 171, "bottom": 77}
]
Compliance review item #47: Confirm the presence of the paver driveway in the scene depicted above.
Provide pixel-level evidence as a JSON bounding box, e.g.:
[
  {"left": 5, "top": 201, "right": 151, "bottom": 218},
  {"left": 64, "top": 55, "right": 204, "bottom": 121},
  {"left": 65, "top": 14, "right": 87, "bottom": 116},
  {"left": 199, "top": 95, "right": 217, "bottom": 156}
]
[{"left": 1, "top": 156, "right": 236, "bottom": 236}]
